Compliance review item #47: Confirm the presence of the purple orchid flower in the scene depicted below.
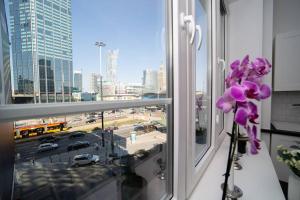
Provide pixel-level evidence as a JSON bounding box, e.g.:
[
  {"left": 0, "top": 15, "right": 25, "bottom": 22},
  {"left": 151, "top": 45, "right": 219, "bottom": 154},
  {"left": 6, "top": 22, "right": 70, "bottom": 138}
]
[
  {"left": 225, "top": 55, "right": 250, "bottom": 88},
  {"left": 235, "top": 101, "right": 259, "bottom": 126},
  {"left": 242, "top": 80, "right": 271, "bottom": 100},
  {"left": 251, "top": 58, "right": 271, "bottom": 77},
  {"left": 216, "top": 55, "right": 271, "bottom": 154},
  {"left": 216, "top": 85, "right": 246, "bottom": 113},
  {"left": 247, "top": 125, "right": 261, "bottom": 154}
]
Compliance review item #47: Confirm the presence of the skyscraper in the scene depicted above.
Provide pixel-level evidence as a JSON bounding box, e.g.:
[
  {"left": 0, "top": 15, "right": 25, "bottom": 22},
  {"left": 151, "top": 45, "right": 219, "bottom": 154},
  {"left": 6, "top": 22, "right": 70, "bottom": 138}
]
[
  {"left": 9, "top": 0, "right": 73, "bottom": 103},
  {"left": 89, "top": 73, "right": 99, "bottom": 93},
  {"left": 106, "top": 49, "right": 119, "bottom": 84},
  {"left": 157, "top": 63, "right": 167, "bottom": 93},
  {"left": 143, "top": 68, "right": 158, "bottom": 94},
  {"left": 0, "top": 0, "right": 12, "bottom": 104},
  {"left": 73, "top": 70, "right": 82, "bottom": 92}
]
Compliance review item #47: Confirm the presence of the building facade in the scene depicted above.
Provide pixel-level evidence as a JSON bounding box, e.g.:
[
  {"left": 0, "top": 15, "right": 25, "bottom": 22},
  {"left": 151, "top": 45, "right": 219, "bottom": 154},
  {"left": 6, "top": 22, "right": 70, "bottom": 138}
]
[
  {"left": 9, "top": 0, "right": 73, "bottom": 103},
  {"left": 106, "top": 49, "right": 118, "bottom": 84},
  {"left": 73, "top": 70, "right": 82, "bottom": 92},
  {"left": 89, "top": 73, "right": 99, "bottom": 93},
  {"left": 157, "top": 63, "right": 167, "bottom": 94},
  {"left": 0, "top": 0, "right": 12, "bottom": 104},
  {"left": 143, "top": 68, "right": 158, "bottom": 94}
]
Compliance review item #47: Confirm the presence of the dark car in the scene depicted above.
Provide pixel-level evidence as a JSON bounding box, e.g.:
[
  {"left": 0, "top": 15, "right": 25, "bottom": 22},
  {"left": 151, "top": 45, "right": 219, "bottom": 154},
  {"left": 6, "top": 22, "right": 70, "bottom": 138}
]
[
  {"left": 67, "top": 141, "right": 90, "bottom": 151},
  {"left": 39, "top": 135, "right": 59, "bottom": 143},
  {"left": 86, "top": 119, "right": 96, "bottom": 124},
  {"left": 134, "top": 125, "right": 144, "bottom": 131},
  {"left": 69, "top": 131, "right": 85, "bottom": 139}
]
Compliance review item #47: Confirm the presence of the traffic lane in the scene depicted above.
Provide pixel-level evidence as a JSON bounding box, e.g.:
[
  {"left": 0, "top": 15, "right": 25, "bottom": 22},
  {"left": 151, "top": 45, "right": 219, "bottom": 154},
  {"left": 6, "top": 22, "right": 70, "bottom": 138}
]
[
  {"left": 15, "top": 133, "right": 103, "bottom": 162},
  {"left": 15, "top": 124, "right": 142, "bottom": 163}
]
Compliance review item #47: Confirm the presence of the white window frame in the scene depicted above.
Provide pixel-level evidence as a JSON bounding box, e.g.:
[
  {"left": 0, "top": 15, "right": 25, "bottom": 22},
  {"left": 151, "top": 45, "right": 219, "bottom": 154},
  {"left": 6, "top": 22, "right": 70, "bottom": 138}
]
[
  {"left": 0, "top": 0, "right": 230, "bottom": 199},
  {"left": 173, "top": 0, "right": 228, "bottom": 199}
]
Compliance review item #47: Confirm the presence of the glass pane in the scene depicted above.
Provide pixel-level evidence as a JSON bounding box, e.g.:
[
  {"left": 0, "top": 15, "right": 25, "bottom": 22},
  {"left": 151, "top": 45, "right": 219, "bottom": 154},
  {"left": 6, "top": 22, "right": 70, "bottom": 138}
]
[
  {"left": 216, "top": 7, "right": 225, "bottom": 135},
  {"left": 7, "top": 0, "right": 168, "bottom": 104},
  {"left": 194, "top": 0, "right": 211, "bottom": 164},
  {"left": 13, "top": 105, "right": 170, "bottom": 199}
]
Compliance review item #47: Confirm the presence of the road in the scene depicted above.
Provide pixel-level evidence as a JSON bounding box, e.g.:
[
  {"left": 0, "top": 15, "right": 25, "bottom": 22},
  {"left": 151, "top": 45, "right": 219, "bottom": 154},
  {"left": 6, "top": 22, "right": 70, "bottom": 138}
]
[{"left": 15, "top": 126, "right": 136, "bottom": 163}]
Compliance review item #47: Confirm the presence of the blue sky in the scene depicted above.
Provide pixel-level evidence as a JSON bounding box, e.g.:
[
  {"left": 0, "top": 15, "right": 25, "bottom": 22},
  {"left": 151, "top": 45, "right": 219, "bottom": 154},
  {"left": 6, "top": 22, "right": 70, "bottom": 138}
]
[{"left": 72, "top": 0, "right": 166, "bottom": 91}]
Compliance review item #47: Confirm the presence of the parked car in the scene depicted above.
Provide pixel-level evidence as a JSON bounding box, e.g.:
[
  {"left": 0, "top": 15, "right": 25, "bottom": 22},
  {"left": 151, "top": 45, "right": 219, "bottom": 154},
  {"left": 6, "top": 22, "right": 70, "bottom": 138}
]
[
  {"left": 134, "top": 125, "right": 144, "bottom": 131},
  {"left": 67, "top": 141, "right": 90, "bottom": 151},
  {"left": 69, "top": 131, "right": 85, "bottom": 139},
  {"left": 72, "top": 154, "right": 100, "bottom": 167},
  {"left": 107, "top": 126, "right": 118, "bottom": 130},
  {"left": 39, "top": 135, "right": 59, "bottom": 143},
  {"left": 86, "top": 119, "right": 96, "bottom": 124},
  {"left": 38, "top": 143, "right": 58, "bottom": 152}
]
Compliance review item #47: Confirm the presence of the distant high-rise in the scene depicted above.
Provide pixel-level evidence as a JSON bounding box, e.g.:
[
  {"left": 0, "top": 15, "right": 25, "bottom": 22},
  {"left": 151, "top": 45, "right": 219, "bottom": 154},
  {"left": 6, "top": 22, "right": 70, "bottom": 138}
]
[
  {"left": 106, "top": 50, "right": 119, "bottom": 84},
  {"left": 89, "top": 73, "right": 99, "bottom": 93},
  {"left": 0, "top": 0, "right": 12, "bottom": 104},
  {"left": 143, "top": 69, "right": 158, "bottom": 94},
  {"left": 73, "top": 70, "right": 82, "bottom": 92},
  {"left": 157, "top": 63, "right": 167, "bottom": 93},
  {"left": 9, "top": 0, "right": 73, "bottom": 103}
]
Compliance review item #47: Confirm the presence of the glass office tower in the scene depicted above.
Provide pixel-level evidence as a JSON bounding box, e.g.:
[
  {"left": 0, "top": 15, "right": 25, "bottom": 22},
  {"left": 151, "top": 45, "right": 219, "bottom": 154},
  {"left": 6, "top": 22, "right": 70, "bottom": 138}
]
[
  {"left": 73, "top": 70, "right": 82, "bottom": 92},
  {"left": 9, "top": 0, "right": 73, "bottom": 103},
  {"left": 0, "top": 0, "right": 12, "bottom": 105}
]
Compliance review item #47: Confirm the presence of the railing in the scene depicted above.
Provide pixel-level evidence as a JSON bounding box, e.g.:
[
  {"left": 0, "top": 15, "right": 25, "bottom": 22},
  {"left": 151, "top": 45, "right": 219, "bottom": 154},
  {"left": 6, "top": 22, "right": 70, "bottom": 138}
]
[{"left": 0, "top": 98, "right": 172, "bottom": 122}]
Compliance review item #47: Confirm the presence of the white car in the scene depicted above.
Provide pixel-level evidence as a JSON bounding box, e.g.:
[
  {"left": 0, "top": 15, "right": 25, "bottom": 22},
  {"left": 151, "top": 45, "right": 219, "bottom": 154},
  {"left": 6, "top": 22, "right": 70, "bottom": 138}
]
[
  {"left": 38, "top": 143, "right": 58, "bottom": 152},
  {"left": 72, "top": 154, "right": 100, "bottom": 167}
]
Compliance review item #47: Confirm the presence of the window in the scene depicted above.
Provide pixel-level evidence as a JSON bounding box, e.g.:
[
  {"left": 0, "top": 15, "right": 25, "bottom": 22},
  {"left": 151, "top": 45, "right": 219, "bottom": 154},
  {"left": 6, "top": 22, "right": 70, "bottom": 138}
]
[
  {"left": 2, "top": 0, "right": 230, "bottom": 199},
  {"left": 215, "top": 1, "right": 226, "bottom": 136},
  {"left": 4, "top": 0, "right": 173, "bottom": 199},
  {"left": 179, "top": 0, "right": 226, "bottom": 197},
  {"left": 194, "top": 0, "right": 212, "bottom": 164}
]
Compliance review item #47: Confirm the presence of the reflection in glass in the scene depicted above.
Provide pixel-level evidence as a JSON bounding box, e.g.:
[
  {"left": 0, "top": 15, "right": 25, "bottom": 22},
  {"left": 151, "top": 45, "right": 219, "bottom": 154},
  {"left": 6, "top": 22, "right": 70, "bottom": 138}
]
[
  {"left": 216, "top": 10, "right": 226, "bottom": 135},
  {"left": 13, "top": 106, "right": 169, "bottom": 199},
  {"left": 195, "top": 0, "right": 211, "bottom": 164}
]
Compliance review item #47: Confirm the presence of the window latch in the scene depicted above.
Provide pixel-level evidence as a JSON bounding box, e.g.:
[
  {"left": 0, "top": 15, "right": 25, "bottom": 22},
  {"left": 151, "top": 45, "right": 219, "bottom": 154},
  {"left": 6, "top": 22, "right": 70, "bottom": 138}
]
[
  {"left": 217, "top": 57, "right": 226, "bottom": 71},
  {"left": 196, "top": 25, "right": 202, "bottom": 50},
  {"left": 180, "top": 13, "right": 195, "bottom": 45}
]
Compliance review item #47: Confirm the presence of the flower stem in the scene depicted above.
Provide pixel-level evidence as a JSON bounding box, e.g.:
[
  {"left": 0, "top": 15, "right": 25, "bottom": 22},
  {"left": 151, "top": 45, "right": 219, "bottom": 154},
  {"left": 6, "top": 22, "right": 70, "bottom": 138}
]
[{"left": 222, "top": 121, "right": 238, "bottom": 200}]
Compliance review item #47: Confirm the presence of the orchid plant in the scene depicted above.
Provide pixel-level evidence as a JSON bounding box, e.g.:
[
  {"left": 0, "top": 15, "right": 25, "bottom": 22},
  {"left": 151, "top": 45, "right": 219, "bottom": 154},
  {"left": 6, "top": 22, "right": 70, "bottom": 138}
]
[
  {"left": 216, "top": 55, "right": 272, "bottom": 199},
  {"left": 216, "top": 55, "right": 271, "bottom": 154}
]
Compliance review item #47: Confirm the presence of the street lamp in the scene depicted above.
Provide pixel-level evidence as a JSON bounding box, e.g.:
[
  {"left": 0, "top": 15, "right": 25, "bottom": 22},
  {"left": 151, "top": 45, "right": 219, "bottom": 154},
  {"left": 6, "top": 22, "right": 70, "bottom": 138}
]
[{"left": 95, "top": 41, "right": 106, "bottom": 146}]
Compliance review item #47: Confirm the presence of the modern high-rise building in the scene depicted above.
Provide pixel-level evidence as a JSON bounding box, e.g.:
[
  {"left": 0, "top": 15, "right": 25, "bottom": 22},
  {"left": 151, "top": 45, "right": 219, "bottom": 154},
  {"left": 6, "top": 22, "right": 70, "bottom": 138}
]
[
  {"left": 106, "top": 49, "right": 119, "bottom": 84},
  {"left": 157, "top": 63, "right": 167, "bottom": 93},
  {"left": 142, "top": 68, "right": 158, "bottom": 94},
  {"left": 0, "top": 0, "right": 12, "bottom": 104},
  {"left": 9, "top": 0, "right": 73, "bottom": 103},
  {"left": 73, "top": 70, "right": 82, "bottom": 92},
  {"left": 89, "top": 73, "right": 99, "bottom": 93}
]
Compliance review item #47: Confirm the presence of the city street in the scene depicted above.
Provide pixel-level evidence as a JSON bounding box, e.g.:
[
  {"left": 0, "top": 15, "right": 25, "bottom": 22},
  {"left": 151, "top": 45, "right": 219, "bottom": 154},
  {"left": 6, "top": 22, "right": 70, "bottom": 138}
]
[{"left": 13, "top": 110, "right": 167, "bottom": 200}]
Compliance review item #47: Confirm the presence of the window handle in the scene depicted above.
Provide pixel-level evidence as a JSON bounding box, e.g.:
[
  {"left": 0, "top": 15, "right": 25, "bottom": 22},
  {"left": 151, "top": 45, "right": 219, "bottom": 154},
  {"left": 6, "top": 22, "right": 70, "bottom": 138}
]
[
  {"left": 180, "top": 13, "right": 195, "bottom": 44},
  {"left": 196, "top": 25, "right": 202, "bottom": 50},
  {"left": 217, "top": 57, "right": 226, "bottom": 71}
]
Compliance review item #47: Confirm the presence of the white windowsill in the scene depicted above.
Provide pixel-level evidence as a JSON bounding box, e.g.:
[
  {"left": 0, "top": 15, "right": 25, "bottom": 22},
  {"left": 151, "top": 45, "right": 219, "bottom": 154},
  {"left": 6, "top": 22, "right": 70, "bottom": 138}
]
[{"left": 189, "top": 137, "right": 285, "bottom": 200}]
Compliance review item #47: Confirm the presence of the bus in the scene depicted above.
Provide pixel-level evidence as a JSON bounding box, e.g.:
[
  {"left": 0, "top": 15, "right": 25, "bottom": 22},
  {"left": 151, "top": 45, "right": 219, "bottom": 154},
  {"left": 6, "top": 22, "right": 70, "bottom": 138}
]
[{"left": 14, "top": 121, "right": 67, "bottom": 139}]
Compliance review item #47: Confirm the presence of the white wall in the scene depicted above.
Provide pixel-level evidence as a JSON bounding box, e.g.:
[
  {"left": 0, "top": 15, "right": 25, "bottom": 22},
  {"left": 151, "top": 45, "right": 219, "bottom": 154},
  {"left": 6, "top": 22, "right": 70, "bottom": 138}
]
[
  {"left": 227, "top": 0, "right": 273, "bottom": 137},
  {"left": 227, "top": 0, "right": 274, "bottom": 134},
  {"left": 274, "top": 0, "right": 300, "bottom": 36}
]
